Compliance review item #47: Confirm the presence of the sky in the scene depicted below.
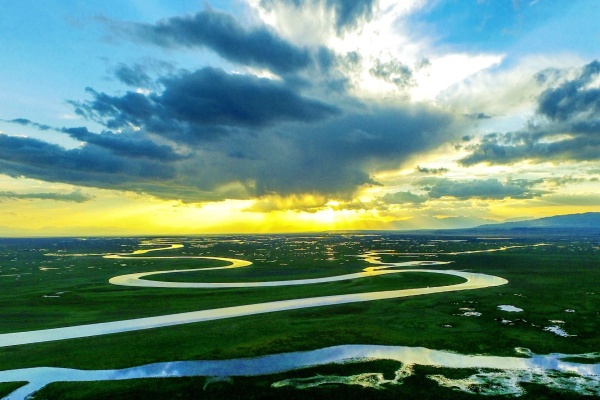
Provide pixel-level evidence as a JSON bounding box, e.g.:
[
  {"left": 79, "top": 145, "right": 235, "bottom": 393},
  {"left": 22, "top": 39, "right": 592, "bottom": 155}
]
[{"left": 1, "top": 0, "right": 599, "bottom": 236}]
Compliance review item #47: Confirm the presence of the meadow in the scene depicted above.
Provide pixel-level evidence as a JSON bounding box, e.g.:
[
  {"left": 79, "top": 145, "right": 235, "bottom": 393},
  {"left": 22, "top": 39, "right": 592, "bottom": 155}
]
[{"left": 0, "top": 234, "right": 598, "bottom": 399}]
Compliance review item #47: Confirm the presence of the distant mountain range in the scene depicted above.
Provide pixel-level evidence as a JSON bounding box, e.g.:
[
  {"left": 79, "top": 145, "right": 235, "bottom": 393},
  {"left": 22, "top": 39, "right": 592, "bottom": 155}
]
[
  {"left": 475, "top": 212, "right": 600, "bottom": 229},
  {"left": 329, "top": 212, "right": 600, "bottom": 238},
  {"left": 431, "top": 212, "right": 600, "bottom": 237}
]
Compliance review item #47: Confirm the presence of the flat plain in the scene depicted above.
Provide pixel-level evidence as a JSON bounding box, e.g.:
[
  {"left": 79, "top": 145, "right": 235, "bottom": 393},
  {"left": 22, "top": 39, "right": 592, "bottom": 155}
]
[{"left": 0, "top": 234, "right": 598, "bottom": 399}]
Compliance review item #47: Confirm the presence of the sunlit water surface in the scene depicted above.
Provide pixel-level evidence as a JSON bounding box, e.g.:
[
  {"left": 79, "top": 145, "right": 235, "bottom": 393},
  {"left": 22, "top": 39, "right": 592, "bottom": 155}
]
[
  {"left": 1, "top": 345, "right": 599, "bottom": 400},
  {"left": 3, "top": 241, "right": 594, "bottom": 399}
]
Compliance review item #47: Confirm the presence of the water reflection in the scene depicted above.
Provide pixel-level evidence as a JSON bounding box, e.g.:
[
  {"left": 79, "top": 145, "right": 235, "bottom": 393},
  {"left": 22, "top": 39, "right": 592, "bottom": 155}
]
[
  {"left": 0, "top": 247, "right": 509, "bottom": 348},
  {"left": 0, "top": 267, "right": 506, "bottom": 348},
  {"left": 1, "top": 242, "right": 593, "bottom": 399},
  {"left": 1, "top": 344, "right": 598, "bottom": 400}
]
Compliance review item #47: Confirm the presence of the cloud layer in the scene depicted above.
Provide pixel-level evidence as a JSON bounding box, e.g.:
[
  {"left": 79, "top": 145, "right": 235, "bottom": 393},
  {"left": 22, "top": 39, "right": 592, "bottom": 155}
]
[
  {"left": 259, "top": 0, "right": 376, "bottom": 35},
  {"left": 0, "top": 190, "right": 93, "bottom": 203},
  {"left": 2, "top": 2, "right": 598, "bottom": 220},
  {"left": 413, "top": 178, "right": 545, "bottom": 200},
  {"left": 110, "top": 8, "right": 312, "bottom": 74},
  {"left": 1, "top": 0, "right": 468, "bottom": 207},
  {"left": 71, "top": 67, "right": 340, "bottom": 139},
  {"left": 1, "top": 100, "right": 457, "bottom": 203},
  {"left": 461, "top": 60, "right": 600, "bottom": 166}
]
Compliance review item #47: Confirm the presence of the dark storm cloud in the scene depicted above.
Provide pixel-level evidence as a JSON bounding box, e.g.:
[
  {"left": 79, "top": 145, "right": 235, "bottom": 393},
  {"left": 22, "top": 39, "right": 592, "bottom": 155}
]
[
  {"left": 381, "top": 191, "right": 428, "bottom": 204},
  {"left": 244, "top": 106, "right": 457, "bottom": 199},
  {"left": 110, "top": 8, "right": 311, "bottom": 75},
  {"left": 316, "top": 46, "right": 336, "bottom": 72},
  {"left": 533, "top": 67, "right": 564, "bottom": 85},
  {"left": 113, "top": 63, "right": 153, "bottom": 88},
  {"left": 0, "top": 133, "right": 176, "bottom": 188},
  {"left": 327, "top": 0, "right": 376, "bottom": 33},
  {"left": 61, "top": 127, "right": 187, "bottom": 161},
  {"left": 69, "top": 88, "right": 154, "bottom": 130},
  {"left": 0, "top": 118, "right": 185, "bottom": 162},
  {"left": 460, "top": 133, "right": 600, "bottom": 166},
  {"left": 1, "top": 118, "right": 52, "bottom": 131},
  {"left": 0, "top": 190, "right": 94, "bottom": 203},
  {"left": 260, "top": 0, "right": 376, "bottom": 34},
  {"left": 140, "top": 106, "right": 456, "bottom": 203},
  {"left": 460, "top": 60, "right": 600, "bottom": 166},
  {"left": 69, "top": 67, "right": 340, "bottom": 142},
  {"left": 157, "top": 68, "right": 340, "bottom": 127},
  {"left": 413, "top": 177, "right": 545, "bottom": 200},
  {"left": 0, "top": 99, "right": 458, "bottom": 204},
  {"left": 0, "top": 2, "right": 471, "bottom": 206},
  {"left": 543, "top": 175, "right": 587, "bottom": 187},
  {"left": 537, "top": 60, "right": 600, "bottom": 121},
  {"left": 4, "top": 118, "right": 30, "bottom": 125},
  {"left": 464, "top": 112, "right": 492, "bottom": 120},
  {"left": 309, "top": 50, "right": 363, "bottom": 95},
  {"left": 416, "top": 165, "right": 448, "bottom": 175},
  {"left": 0, "top": 134, "right": 234, "bottom": 203},
  {"left": 3, "top": 38, "right": 462, "bottom": 206},
  {"left": 369, "top": 58, "right": 415, "bottom": 89}
]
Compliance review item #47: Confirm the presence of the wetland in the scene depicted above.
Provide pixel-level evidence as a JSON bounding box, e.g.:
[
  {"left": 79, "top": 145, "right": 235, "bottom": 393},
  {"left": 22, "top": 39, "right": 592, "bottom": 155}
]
[{"left": 0, "top": 234, "right": 598, "bottom": 399}]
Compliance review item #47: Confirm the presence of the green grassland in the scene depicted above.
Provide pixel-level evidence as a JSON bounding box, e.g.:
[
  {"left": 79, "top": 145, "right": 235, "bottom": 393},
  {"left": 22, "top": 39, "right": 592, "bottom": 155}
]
[
  {"left": 0, "top": 248, "right": 463, "bottom": 334},
  {"left": 0, "top": 382, "right": 27, "bottom": 399},
  {"left": 0, "top": 235, "right": 599, "bottom": 399}
]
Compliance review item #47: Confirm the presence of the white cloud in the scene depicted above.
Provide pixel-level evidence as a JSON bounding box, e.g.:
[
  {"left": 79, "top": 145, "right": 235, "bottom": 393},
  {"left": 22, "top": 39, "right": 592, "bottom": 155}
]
[
  {"left": 246, "top": 0, "right": 506, "bottom": 102},
  {"left": 436, "top": 54, "right": 585, "bottom": 116}
]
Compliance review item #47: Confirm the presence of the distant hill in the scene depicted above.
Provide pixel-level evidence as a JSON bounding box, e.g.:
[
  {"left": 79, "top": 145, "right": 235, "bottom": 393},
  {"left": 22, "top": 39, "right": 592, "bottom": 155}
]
[
  {"left": 474, "top": 212, "right": 600, "bottom": 230},
  {"left": 419, "top": 212, "right": 600, "bottom": 237}
]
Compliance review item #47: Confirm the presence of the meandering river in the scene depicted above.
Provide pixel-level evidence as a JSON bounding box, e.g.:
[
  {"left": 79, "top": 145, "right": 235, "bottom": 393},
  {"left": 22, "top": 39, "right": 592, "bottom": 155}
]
[
  {"left": 3, "top": 241, "right": 596, "bottom": 399},
  {"left": 0, "top": 246, "right": 507, "bottom": 347},
  {"left": 2, "top": 344, "right": 599, "bottom": 400}
]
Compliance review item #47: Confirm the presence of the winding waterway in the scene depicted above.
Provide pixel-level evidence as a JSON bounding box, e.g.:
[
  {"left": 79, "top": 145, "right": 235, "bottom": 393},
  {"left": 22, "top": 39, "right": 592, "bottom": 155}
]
[
  {"left": 2, "top": 241, "right": 597, "bottom": 399},
  {"left": 0, "top": 246, "right": 507, "bottom": 348},
  {"left": 1, "top": 344, "right": 599, "bottom": 400}
]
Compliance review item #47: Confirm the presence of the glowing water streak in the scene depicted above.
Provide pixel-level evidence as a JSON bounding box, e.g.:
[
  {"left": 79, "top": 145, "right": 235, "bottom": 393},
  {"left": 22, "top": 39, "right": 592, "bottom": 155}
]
[
  {"left": 1, "top": 345, "right": 598, "bottom": 400},
  {"left": 0, "top": 267, "right": 506, "bottom": 347},
  {"left": 2, "top": 242, "right": 590, "bottom": 400},
  {"left": 0, "top": 244, "right": 510, "bottom": 348}
]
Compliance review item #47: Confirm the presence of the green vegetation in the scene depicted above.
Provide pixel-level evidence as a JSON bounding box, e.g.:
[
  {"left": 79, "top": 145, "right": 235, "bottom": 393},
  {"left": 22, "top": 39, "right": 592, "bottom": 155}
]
[
  {"left": 0, "top": 382, "right": 27, "bottom": 399},
  {"left": 0, "top": 253, "right": 462, "bottom": 333},
  {"left": 1, "top": 235, "right": 599, "bottom": 399}
]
